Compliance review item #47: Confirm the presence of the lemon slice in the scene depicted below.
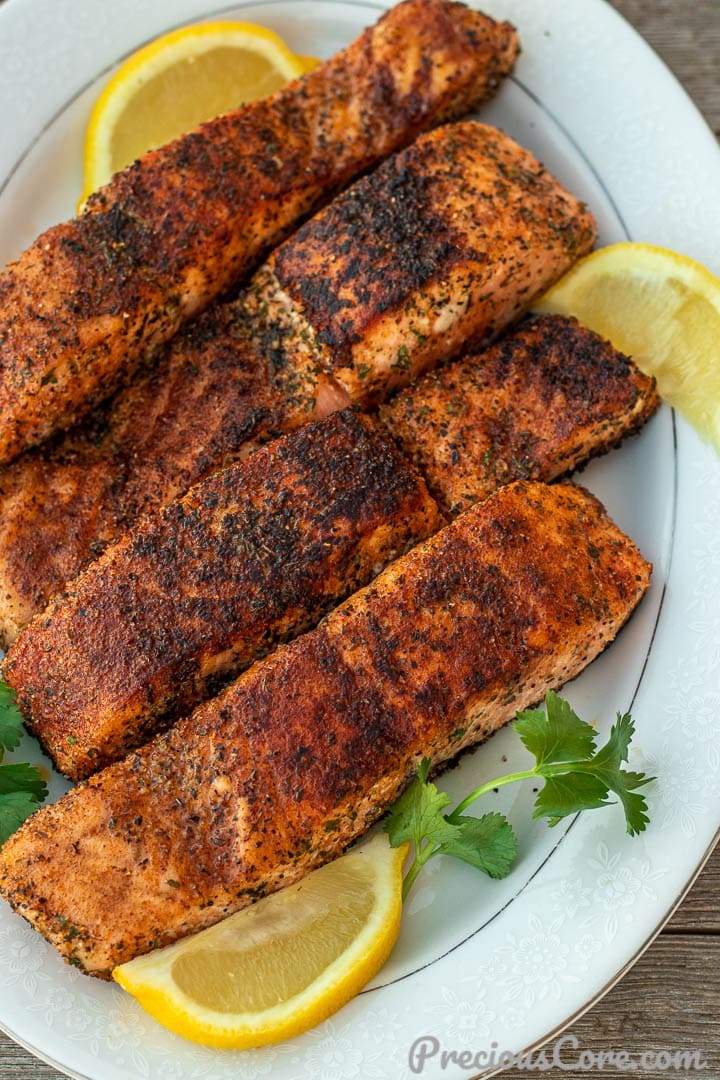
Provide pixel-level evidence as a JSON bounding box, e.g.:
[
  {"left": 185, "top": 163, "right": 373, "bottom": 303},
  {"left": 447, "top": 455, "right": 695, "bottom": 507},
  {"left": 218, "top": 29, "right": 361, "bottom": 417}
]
[
  {"left": 533, "top": 242, "right": 720, "bottom": 449},
  {"left": 113, "top": 834, "right": 406, "bottom": 1048},
  {"left": 297, "top": 55, "right": 322, "bottom": 74},
  {"left": 82, "top": 21, "right": 312, "bottom": 201}
]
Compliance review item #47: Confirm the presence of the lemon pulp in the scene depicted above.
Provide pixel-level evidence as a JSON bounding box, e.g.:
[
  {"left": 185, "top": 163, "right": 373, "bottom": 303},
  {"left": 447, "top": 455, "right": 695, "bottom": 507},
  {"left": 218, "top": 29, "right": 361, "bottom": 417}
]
[
  {"left": 109, "top": 48, "right": 294, "bottom": 169},
  {"left": 172, "top": 862, "right": 375, "bottom": 1012}
]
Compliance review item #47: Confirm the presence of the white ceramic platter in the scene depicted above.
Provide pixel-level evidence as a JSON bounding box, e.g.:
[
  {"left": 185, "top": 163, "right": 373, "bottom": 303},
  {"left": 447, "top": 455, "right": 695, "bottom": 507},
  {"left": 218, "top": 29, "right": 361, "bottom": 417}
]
[{"left": 1, "top": 1, "right": 719, "bottom": 1077}]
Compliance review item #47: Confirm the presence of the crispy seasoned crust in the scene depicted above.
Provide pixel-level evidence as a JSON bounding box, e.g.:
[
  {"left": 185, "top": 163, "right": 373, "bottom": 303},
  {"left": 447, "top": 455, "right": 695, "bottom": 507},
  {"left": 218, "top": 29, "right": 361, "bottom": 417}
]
[
  {"left": 4, "top": 409, "right": 442, "bottom": 779},
  {"left": 0, "top": 304, "right": 272, "bottom": 646},
  {"left": 0, "top": 119, "right": 594, "bottom": 646},
  {"left": 0, "top": 255, "right": 361, "bottom": 651},
  {"left": 0, "top": 0, "right": 518, "bottom": 466},
  {"left": 0, "top": 290, "right": 337, "bottom": 648},
  {"left": 0, "top": 481, "right": 650, "bottom": 977},
  {"left": 380, "top": 315, "right": 661, "bottom": 515},
  {"left": 270, "top": 122, "right": 596, "bottom": 405}
]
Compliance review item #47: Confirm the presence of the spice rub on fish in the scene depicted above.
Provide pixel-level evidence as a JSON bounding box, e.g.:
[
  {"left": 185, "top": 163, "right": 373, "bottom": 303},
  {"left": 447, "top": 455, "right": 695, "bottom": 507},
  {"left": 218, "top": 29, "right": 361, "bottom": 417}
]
[
  {"left": 380, "top": 315, "right": 661, "bottom": 516},
  {"left": 266, "top": 122, "right": 596, "bottom": 407},
  {"left": 0, "top": 300, "right": 320, "bottom": 648},
  {"left": 3, "top": 316, "right": 660, "bottom": 781},
  {"left": 4, "top": 410, "right": 441, "bottom": 780},
  {"left": 0, "top": 122, "right": 595, "bottom": 646},
  {"left": 0, "top": 481, "right": 651, "bottom": 978},
  {"left": 0, "top": 0, "right": 519, "bottom": 466}
]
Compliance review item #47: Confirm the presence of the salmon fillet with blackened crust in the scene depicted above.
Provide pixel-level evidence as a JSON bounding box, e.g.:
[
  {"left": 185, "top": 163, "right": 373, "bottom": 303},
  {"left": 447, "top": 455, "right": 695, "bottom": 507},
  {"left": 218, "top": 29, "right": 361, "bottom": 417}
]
[
  {"left": 2, "top": 319, "right": 658, "bottom": 780},
  {"left": 0, "top": 303, "right": 303, "bottom": 648},
  {"left": 4, "top": 410, "right": 441, "bottom": 779},
  {"left": 380, "top": 315, "right": 661, "bottom": 516},
  {"left": 0, "top": 481, "right": 651, "bottom": 978},
  {"left": 0, "top": 0, "right": 519, "bottom": 466},
  {"left": 3, "top": 316, "right": 659, "bottom": 781},
  {"left": 263, "top": 122, "right": 596, "bottom": 408},
  {"left": 0, "top": 122, "right": 595, "bottom": 646}
]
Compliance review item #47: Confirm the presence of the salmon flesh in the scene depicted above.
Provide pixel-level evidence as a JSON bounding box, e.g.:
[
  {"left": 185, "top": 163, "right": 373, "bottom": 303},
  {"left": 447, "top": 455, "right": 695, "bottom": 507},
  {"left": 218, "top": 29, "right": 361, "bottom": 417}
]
[
  {"left": 4, "top": 410, "right": 441, "bottom": 778},
  {"left": 0, "top": 480, "right": 651, "bottom": 977},
  {"left": 0, "top": 122, "right": 595, "bottom": 645},
  {"left": 0, "top": 0, "right": 518, "bottom": 466}
]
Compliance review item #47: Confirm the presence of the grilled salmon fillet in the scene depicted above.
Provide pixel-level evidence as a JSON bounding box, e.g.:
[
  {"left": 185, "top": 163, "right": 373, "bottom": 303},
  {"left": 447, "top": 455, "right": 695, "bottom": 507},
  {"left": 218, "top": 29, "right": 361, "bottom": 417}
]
[
  {"left": 380, "top": 315, "right": 661, "bottom": 516},
  {"left": 0, "top": 481, "right": 651, "bottom": 977},
  {"left": 4, "top": 410, "right": 441, "bottom": 779},
  {"left": 0, "top": 122, "right": 595, "bottom": 646},
  {"left": 3, "top": 315, "right": 660, "bottom": 781},
  {"left": 0, "top": 0, "right": 519, "bottom": 466},
  {"left": 265, "top": 122, "right": 596, "bottom": 407},
  {"left": 0, "top": 302, "right": 318, "bottom": 647}
]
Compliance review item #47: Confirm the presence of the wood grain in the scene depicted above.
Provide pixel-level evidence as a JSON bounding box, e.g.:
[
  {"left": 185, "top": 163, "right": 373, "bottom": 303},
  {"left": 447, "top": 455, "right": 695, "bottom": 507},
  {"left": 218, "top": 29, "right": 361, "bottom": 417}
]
[
  {"left": 506, "top": 934, "right": 720, "bottom": 1078},
  {"left": 611, "top": 0, "right": 720, "bottom": 136},
  {"left": 502, "top": 846, "right": 720, "bottom": 1079},
  {"left": 665, "top": 842, "right": 720, "bottom": 934},
  {"left": 0, "top": 0, "right": 719, "bottom": 1077}
]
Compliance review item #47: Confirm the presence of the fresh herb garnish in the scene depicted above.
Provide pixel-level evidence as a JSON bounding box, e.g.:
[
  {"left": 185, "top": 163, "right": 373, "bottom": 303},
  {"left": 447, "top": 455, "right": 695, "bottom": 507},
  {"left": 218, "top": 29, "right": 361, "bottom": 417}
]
[
  {"left": 385, "top": 691, "right": 653, "bottom": 899},
  {"left": 0, "top": 681, "right": 47, "bottom": 844}
]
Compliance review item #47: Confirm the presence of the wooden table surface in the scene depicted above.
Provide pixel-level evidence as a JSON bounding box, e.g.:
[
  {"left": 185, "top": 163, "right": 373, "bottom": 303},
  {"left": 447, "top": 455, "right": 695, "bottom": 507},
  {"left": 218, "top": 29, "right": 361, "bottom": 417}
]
[{"left": 1, "top": 1, "right": 718, "bottom": 1077}]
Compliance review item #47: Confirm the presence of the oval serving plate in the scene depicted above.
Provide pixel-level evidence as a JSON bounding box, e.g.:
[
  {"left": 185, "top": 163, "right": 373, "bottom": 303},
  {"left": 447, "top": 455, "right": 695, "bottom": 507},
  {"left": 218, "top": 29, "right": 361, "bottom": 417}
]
[{"left": 0, "top": 2, "right": 718, "bottom": 1078}]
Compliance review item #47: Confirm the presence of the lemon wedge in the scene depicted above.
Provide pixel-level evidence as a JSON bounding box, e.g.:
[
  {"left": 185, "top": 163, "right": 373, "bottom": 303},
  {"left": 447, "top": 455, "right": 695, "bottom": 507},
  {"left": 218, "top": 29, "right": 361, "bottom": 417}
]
[
  {"left": 297, "top": 55, "right": 322, "bottom": 74},
  {"left": 113, "top": 834, "right": 406, "bottom": 1048},
  {"left": 82, "top": 21, "right": 312, "bottom": 202},
  {"left": 533, "top": 242, "right": 720, "bottom": 449}
]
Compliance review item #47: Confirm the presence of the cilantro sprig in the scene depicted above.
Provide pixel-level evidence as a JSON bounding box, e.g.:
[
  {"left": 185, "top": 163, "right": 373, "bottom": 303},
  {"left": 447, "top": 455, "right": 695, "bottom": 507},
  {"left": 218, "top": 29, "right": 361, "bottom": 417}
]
[
  {"left": 386, "top": 691, "right": 653, "bottom": 899},
  {"left": 0, "top": 681, "right": 47, "bottom": 844}
]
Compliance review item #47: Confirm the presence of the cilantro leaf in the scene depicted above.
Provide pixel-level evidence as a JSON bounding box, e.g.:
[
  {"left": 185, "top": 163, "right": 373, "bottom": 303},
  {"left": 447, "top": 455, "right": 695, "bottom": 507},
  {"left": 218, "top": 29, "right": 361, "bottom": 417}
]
[
  {"left": 385, "top": 694, "right": 653, "bottom": 901},
  {"left": 533, "top": 771, "right": 612, "bottom": 826},
  {"left": 386, "top": 760, "right": 518, "bottom": 897},
  {"left": 0, "top": 792, "right": 40, "bottom": 845},
  {"left": 0, "top": 763, "right": 48, "bottom": 801},
  {"left": 436, "top": 812, "right": 517, "bottom": 878},
  {"left": 516, "top": 699, "right": 653, "bottom": 836},
  {"left": 577, "top": 712, "right": 654, "bottom": 836},
  {"left": 609, "top": 778, "right": 653, "bottom": 837},
  {"left": 594, "top": 710, "right": 635, "bottom": 767},
  {"left": 514, "top": 691, "right": 597, "bottom": 766},
  {"left": 0, "top": 680, "right": 49, "bottom": 845},
  {"left": 385, "top": 758, "right": 455, "bottom": 851},
  {"left": 0, "top": 682, "right": 23, "bottom": 755}
]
